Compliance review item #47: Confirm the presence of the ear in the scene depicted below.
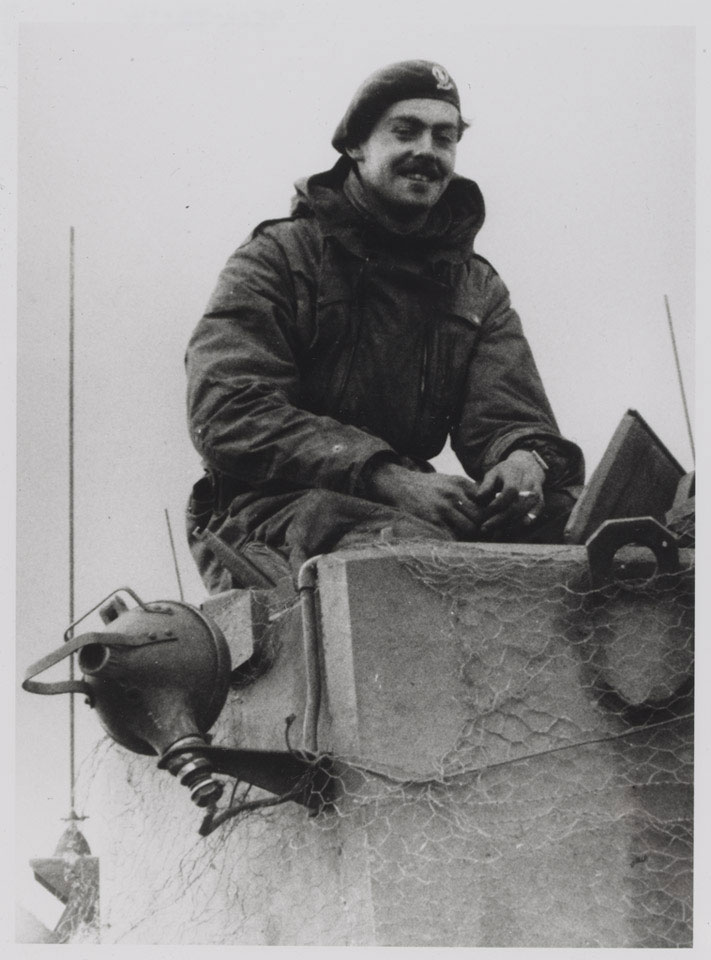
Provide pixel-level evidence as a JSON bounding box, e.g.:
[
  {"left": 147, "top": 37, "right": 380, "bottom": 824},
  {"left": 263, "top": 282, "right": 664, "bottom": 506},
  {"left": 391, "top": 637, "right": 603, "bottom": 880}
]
[{"left": 345, "top": 144, "right": 364, "bottom": 162}]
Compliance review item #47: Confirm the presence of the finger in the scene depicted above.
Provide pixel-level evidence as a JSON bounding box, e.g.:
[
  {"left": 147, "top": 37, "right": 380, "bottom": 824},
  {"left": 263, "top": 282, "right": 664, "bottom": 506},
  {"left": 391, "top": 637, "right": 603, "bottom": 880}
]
[
  {"left": 480, "top": 507, "right": 518, "bottom": 534},
  {"left": 481, "top": 487, "right": 517, "bottom": 520},
  {"left": 443, "top": 483, "right": 485, "bottom": 533},
  {"left": 449, "top": 480, "right": 480, "bottom": 505},
  {"left": 453, "top": 496, "right": 483, "bottom": 522},
  {"left": 449, "top": 498, "right": 484, "bottom": 533},
  {"left": 481, "top": 491, "right": 542, "bottom": 533},
  {"left": 444, "top": 507, "right": 481, "bottom": 539},
  {"left": 521, "top": 503, "right": 544, "bottom": 526},
  {"left": 475, "top": 472, "right": 500, "bottom": 503},
  {"left": 447, "top": 479, "right": 480, "bottom": 506},
  {"left": 488, "top": 504, "right": 541, "bottom": 534}
]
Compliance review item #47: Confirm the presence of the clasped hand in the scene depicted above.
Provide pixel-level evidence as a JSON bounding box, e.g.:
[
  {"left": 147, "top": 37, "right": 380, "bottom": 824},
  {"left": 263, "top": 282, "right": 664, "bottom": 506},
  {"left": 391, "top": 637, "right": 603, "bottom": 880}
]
[
  {"left": 368, "top": 449, "right": 545, "bottom": 540},
  {"left": 475, "top": 449, "right": 545, "bottom": 536}
]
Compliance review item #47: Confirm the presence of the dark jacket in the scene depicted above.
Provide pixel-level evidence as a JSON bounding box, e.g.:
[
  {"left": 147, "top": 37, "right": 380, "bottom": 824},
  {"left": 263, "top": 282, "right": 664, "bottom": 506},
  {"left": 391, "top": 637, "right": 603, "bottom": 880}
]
[{"left": 186, "top": 158, "right": 583, "bottom": 555}]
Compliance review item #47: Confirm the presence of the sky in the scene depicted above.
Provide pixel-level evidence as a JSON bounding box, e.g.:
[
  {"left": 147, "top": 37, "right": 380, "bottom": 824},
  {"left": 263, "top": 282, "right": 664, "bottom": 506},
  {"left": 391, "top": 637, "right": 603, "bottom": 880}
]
[{"left": 5, "top": 0, "right": 706, "bottom": 942}]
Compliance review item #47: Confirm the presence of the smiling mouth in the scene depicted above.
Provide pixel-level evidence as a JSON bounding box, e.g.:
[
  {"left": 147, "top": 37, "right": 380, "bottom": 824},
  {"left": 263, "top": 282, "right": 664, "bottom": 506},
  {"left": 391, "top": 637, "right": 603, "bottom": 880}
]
[{"left": 401, "top": 172, "right": 437, "bottom": 182}]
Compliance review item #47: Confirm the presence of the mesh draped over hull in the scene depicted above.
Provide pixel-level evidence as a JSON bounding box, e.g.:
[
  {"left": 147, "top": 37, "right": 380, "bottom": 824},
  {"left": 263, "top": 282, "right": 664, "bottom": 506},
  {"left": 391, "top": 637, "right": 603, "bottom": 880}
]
[{"left": 77, "top": 542, "right": 693, "bottom": 946}]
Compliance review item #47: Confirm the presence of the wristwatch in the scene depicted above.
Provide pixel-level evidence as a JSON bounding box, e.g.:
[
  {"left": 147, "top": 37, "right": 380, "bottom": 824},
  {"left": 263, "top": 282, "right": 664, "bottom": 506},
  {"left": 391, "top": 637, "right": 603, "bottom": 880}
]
[{"left": 529, "top": 449, "right": 549, "bottom": 474}]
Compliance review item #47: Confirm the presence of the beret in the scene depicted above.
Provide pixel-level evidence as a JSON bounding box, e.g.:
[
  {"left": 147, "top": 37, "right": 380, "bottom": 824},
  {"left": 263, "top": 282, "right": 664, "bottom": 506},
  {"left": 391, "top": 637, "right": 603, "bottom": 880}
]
[{"left": 332, "top": 60, "right": 461, "bottom": 154}]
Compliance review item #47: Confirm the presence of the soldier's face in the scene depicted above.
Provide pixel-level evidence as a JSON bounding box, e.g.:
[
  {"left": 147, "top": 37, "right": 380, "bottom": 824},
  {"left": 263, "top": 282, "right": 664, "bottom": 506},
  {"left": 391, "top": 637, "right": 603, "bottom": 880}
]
[{"left": 347, "top": 99, "right": 459, "bottom": 214}]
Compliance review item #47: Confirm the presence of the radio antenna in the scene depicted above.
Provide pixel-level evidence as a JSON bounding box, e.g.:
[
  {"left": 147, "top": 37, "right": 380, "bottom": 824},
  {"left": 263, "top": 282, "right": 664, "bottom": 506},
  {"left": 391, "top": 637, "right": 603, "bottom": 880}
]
[
  {"left": 663, "top": 294, "right": 695, "bottom": 465},
  {"left": 165, "top": 507, "right": 185, "bottom": 601},
  {"left": 28, "top": 227, "right": 99, "bottom": 944},
  {"left": 68, "top": 226, "right": 77, "bottom": 814}
]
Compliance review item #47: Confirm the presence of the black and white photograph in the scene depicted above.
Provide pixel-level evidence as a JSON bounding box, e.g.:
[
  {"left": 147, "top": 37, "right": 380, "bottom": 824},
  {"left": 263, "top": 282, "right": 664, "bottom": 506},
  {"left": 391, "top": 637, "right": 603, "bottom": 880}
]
[{"left": 8, "top": 0, "right": 704, "bottom": 950}]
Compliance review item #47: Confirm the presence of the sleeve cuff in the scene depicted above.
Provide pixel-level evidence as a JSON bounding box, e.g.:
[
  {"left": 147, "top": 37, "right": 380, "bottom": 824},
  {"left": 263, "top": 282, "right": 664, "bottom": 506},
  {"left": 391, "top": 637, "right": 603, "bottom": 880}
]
[{"left": 353, "top": 450, "right": 405, "bottom": 498}]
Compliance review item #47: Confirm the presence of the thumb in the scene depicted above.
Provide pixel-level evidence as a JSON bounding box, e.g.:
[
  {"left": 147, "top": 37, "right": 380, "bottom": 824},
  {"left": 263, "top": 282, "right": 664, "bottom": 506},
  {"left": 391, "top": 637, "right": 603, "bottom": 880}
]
[{"left": 475, "top": 468, "right": 499, "bottom": 502}]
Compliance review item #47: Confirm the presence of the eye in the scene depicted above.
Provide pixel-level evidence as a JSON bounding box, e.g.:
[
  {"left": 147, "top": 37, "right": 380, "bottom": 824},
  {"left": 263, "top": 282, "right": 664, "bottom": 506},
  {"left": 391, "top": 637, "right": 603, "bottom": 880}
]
[
  {"left": 435, "top": 130, "right": 457, "bottom": 146},
  {"left": 392, "top": 125, "right": 418, "bottom": 141}
]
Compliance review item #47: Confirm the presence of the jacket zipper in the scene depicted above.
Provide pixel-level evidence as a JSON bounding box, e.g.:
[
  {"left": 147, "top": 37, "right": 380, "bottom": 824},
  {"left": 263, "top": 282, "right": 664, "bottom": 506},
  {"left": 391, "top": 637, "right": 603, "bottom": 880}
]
[
  {"left": 333, "top": 260, "right": 368, "bottom": 410},
  {"left": 414, "top": 325, "right": 431, "bottom": 438}
]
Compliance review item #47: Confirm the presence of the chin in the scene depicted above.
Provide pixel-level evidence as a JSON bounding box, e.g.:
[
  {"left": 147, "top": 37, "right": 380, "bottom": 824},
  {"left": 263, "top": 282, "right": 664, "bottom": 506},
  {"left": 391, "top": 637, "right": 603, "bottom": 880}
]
[{"left": 398, "top": 191, "right": 441, "bottom": 212}]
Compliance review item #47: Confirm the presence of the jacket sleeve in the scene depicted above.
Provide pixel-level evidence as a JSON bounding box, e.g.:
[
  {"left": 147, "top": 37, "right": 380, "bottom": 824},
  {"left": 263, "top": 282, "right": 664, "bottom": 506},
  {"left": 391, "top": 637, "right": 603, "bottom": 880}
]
[
  {"left": 185, "top": 226, "right": 396, "bottom": 493},
  {"left": 451, "top": 265, "right": 584, "bottom": 487}
]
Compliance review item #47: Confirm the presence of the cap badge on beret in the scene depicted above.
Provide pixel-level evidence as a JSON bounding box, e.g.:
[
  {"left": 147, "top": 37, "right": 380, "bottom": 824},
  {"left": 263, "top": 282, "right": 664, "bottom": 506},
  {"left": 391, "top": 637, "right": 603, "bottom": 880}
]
[{"left": 432, "top": 65, "right": 453, "bottom": 91}]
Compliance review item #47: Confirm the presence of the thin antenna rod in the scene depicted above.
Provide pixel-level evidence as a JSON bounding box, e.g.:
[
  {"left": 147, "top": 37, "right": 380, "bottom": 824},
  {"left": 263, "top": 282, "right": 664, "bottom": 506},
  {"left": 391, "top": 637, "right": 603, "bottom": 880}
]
[
  {"left": 164, "top": 508, "right": 185, "bottom": 601},
  {"left": 68, "top": 226, "right": 77, "bottom": 813},
  {"left": 663, "top": 294, "right": 695, "bottom": 465}
]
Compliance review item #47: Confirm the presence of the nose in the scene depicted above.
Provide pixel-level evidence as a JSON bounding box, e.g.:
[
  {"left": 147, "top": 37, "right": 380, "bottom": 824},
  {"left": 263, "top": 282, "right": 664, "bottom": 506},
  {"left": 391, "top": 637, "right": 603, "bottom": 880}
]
[{"left": 411, "top": 131, "right": 438, "bottom": 155}]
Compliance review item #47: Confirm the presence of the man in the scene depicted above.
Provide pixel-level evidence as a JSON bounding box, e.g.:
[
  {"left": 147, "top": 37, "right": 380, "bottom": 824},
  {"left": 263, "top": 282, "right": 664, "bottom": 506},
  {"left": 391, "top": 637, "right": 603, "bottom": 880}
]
[{"left": 186, "top": 60, "right": 584, "bottom": 593}]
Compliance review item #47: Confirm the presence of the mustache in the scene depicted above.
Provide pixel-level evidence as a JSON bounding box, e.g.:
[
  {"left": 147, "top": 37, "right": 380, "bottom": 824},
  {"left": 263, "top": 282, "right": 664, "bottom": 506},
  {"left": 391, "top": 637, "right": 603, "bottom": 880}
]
[{"left": 395, "top": 157, "right": 444, "bottom": 179}]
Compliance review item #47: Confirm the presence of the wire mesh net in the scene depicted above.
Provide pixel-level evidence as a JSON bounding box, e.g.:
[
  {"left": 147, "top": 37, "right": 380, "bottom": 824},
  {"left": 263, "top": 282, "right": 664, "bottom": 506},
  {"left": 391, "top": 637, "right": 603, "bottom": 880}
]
[{"left": 76, "top": 541, "right": 693, "bottom": 947}]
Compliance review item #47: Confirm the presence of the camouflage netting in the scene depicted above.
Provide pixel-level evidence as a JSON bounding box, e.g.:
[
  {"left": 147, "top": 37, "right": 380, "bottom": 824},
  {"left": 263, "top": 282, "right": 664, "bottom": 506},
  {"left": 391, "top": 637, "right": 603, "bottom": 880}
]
[{"left": 76, "top": 542, "right": 693, "bottom": 947}]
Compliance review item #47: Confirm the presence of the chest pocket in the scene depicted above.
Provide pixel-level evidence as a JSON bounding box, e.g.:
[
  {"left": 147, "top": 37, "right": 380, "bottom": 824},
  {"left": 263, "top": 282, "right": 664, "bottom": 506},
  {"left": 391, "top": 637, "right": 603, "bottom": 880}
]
[
  {"left": 300, "top": 241, "right": 363, "bottom": 412},
  {"left": 420, "top": 282, "right": 483, "bottom": 426}
]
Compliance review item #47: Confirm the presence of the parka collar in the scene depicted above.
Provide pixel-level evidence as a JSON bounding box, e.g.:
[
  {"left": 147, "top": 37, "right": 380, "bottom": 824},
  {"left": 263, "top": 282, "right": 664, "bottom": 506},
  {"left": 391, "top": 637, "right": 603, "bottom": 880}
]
[{"left": 291, "top": 156, "right": 485, "bottom": 264}]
